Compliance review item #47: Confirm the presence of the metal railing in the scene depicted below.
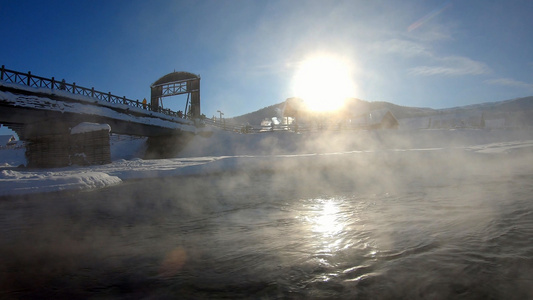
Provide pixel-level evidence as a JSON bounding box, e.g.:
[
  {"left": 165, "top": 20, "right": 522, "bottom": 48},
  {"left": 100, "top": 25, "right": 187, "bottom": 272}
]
[
  {"left": 202, "top": 118, "right": 264, "bottom": 133},
  {"left": 0, "top": 65, "right": 180, "bottom": 118}
]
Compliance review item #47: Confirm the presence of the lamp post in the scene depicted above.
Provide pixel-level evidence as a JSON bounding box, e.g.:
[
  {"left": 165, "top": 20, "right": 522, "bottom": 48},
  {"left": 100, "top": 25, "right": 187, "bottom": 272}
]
[{"left": 217, "top": 110, "right": 225, "bottom": 129}]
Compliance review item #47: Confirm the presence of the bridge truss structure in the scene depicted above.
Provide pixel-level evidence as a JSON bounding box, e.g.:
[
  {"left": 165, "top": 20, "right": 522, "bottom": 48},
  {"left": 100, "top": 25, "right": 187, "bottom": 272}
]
[{"left": 150, "top": 72, "right": 200, "bottom": 119}]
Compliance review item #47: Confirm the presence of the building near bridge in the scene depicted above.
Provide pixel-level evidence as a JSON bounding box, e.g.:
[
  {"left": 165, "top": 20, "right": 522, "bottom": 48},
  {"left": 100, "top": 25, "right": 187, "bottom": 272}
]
[
  {"left": 280, "top": 97, "right": 399, "bottom": 131},
  {"left": 0, "top": 135, "right": 16, "bottom": 147},
  {"left": 349, "top": 109, "right": 399, "bottom": 130}
]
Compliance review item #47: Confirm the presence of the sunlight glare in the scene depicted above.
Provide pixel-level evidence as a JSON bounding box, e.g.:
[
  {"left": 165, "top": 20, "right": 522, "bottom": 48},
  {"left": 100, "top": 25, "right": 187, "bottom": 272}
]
[
  {"left": 292, "top": 55, "right": 356, "bottom": 112},
  {"left": 313, "top": 200, "right": 343, "bottom": 236}
]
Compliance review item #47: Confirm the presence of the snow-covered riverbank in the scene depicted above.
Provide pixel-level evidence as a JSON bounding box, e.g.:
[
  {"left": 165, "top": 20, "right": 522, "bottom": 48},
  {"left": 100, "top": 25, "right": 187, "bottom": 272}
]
[{"left": 1, "top": 129, "right": 532, "bottom": 196}]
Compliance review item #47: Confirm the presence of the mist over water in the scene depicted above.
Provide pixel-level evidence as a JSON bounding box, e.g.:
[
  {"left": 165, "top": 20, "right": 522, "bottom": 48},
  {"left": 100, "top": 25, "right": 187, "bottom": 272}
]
[{"left": 1, "top": 130, "right": 533, "bottom": 299}]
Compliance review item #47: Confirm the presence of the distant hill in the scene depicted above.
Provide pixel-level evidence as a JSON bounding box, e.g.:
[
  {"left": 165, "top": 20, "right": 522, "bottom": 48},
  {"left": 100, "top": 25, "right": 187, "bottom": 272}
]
[
  {"left": 439, "top": 96, "right": 533, "bottom": 115},
  {"left": 229, "top": 96, "right": 533, "bottom": 130},
  {"left": 230, "top": 97, "right": 437, "bottom": 126},
  {"left": 231, "top": 102, "right": 285, "bottom": 126}
]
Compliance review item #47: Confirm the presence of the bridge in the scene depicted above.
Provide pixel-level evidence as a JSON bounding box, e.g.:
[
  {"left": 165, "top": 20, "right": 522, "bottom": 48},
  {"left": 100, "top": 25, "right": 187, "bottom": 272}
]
[{"left": 0, "top": 66, "right": 212, "bottom": 167}]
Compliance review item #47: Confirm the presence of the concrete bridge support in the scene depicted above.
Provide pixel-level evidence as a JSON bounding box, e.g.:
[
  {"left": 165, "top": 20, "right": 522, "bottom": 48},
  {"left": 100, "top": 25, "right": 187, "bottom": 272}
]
[
  {"left": 25, "top": 134, "right": 71, "bottom": 168},
  {"left": 22, "top": 122, "right": 111, "bottom": 168},
  {"left": 144, "top": 132, "right": 194, "bottom": 159},
  {"left": 69, "top": 128, "right": 111, "bottom": 166}
]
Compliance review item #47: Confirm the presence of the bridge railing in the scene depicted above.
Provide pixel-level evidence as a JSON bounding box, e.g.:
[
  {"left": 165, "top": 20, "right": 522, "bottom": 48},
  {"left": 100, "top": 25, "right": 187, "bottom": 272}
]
[
  {"left": 0, "top": 65, "right": 180, "bottom": 118},
  {"left": 202, "top": 118, "right": 263, "bottom": 133}
]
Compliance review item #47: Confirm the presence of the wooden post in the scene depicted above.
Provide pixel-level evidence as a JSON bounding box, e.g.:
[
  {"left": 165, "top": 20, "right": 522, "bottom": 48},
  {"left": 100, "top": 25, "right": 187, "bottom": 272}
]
[
  {"left": 51, "top": 77, "right": 55, "bottom": 89},
  {"left": 72, "top": 82, "right": 76, "bottom": 93},
  {"left": 91, "top": 87, "right": 95, "bottom": 97},
  {"left": 27, "top": 71, "right": 31, "bottom": 86},
  {"left": 1, "top": 65, "right": 4, "bottom": 80}
]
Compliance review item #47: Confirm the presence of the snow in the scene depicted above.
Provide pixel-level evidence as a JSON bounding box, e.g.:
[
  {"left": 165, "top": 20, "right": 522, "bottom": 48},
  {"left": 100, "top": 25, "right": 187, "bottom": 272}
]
[
  {"left": 0, "top": 170, "right": 121, "bottom": 195},
  {"left": 71, "top": 122, "right": 111, "bottom": 134},
  {"left": 466, "top": 140, "right": 533, "bottom": 154},
  {"left": 0, "top": 129, "right": 532, "bottom": 196}
]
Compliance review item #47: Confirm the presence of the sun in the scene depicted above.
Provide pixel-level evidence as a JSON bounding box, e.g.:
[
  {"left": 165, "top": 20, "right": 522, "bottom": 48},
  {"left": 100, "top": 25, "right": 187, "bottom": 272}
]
[{"left": 291, "top": 55, "right": 356, "bottom": 112}]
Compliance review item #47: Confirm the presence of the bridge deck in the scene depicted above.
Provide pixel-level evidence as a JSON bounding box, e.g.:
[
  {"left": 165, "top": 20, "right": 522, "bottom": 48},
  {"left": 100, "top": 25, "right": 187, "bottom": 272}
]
[{"left": 0, "top": 81, "right": 207, "bottom": 139}]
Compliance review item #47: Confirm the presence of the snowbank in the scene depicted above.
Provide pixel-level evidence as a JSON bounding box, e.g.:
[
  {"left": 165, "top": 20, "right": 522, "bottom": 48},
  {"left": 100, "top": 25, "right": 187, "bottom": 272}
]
[
  {"left": 0, "top": 129, "right": 532, "bottom": 196},
  {"left": 71, "top": 122, "right": 111, "bottom": 134},
  {"left": 0, "top": 170, "right": 121, "bottom": 196}
]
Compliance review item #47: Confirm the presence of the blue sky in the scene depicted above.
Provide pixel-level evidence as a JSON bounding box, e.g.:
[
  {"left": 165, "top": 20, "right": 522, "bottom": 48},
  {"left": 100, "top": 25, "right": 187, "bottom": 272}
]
[{"left": 1, "top": 0, "right": 532, "bottom": 121}]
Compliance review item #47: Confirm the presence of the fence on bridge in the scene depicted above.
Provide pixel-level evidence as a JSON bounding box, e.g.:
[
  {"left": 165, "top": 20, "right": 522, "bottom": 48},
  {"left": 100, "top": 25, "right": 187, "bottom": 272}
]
[
  {"left": 0, "top": 65, "right": 179, "bottom": 118},
  {"left": 203, "top": 118, "right": 263, "bottom": 133}
]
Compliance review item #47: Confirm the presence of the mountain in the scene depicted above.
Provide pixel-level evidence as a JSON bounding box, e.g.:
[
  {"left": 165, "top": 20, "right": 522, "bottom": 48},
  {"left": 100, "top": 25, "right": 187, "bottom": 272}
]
[
  {"left": 231, "top": 102, "right": 285, "bottom": 126},
  {"left": 443, "top": 96, "right": 533, "bottom": 112},
  {"left": 229, "top": 97, "right": 437, "bottom": 126},
  {"left": 229, "top": 96, "right": 533, "bottom": 130}
]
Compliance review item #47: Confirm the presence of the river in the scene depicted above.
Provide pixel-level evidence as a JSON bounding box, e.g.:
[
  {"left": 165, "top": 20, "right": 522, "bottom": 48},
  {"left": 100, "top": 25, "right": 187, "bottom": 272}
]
[{"left": 1, "top": 148, "right": 533, "bottom": 299}]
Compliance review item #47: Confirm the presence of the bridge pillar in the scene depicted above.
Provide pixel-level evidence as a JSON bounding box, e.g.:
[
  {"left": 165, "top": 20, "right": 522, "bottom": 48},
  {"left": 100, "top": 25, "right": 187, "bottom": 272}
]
[
  {"left": 26, "top": 134, "right": 71, "bottom": 168},
  {"left": 24, "top": 122, "right": 111, "bottom": 168},
  {"left": 70, "top": 125, "right": 111, "bottom": 166},
  {"left": 190, "top": 89, "right": 200, "bottom": 118},
  {"left": 150, "top": 85, "right": 162, "bottom": 112},
  {"left": 144, "top": 132, "right": 194, "bottom": 159}
]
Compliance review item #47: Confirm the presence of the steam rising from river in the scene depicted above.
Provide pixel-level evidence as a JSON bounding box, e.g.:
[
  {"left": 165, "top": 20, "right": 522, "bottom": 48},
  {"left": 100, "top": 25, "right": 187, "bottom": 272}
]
[{"left": 1, "top": 129, "right": 533, "bottom": 298}]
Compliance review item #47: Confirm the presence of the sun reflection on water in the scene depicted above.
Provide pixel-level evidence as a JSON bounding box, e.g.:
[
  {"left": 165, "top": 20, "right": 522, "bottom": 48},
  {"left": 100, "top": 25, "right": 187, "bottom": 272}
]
[
  {"left": 297, "top": 197, "right": 387, "bottom": 285},
  {"left": 312, "top": 200, "right": 344, "bottom": 237}
]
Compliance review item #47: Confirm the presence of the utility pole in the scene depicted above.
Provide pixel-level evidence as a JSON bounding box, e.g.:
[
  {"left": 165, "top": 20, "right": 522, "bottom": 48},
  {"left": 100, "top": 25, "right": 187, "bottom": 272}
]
[{"left": 217, "top": 110, "right": 225, "bottom": 130}]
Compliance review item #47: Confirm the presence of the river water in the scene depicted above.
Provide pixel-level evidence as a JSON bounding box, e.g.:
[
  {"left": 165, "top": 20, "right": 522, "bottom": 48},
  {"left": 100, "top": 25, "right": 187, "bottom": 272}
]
[{"left": 1, "top": 148, "right": 533, "bottom": 299}]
